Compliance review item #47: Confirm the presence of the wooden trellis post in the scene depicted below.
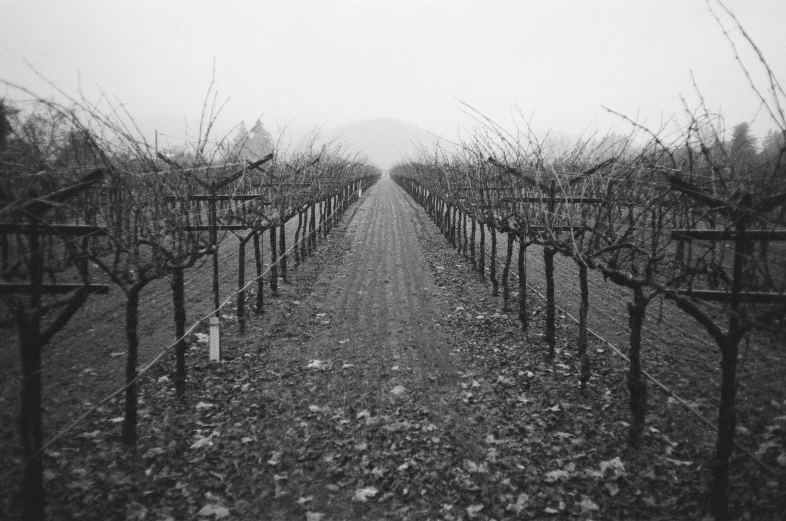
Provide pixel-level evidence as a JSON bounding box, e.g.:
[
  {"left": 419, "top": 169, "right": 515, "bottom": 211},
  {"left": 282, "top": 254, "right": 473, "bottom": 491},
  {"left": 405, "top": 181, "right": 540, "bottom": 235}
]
[
  {"left": 664, "top": 176, "right": 786, "bottom": 519},
  {"left": 0, "top": 171, "right": 109, "bottom": 521}
]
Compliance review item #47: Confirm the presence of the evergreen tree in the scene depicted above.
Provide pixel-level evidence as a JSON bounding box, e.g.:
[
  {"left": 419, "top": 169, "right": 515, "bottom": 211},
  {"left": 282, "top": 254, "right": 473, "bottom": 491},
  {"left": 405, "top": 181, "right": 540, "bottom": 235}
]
[
  {"left": 248, "top": 119, "right": 274, "bottom": 158},
  {"left": 759, "top": 129, "right": 786, "bottom": 188},
  {"left": 729, "top": 122, "right": 758, "bottom": 167},
  {"left": 55, "top": 129, "right": 100, "bottom": 169},
  {"left": 0, "top": 99, "right": 12, "bottom": 153},
  {"left": 761, "top": 129, "right": 785, "bottom": 161},
  {"left": 232, "top": 119, "right": 273, "bottom": 160}
]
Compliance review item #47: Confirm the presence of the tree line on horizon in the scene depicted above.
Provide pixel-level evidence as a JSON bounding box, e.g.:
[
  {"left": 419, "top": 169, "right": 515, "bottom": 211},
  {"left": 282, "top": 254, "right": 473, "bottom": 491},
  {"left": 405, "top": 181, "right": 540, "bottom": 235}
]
[{"left": 0, "top": 99, "right": 279, "bottom": 174}]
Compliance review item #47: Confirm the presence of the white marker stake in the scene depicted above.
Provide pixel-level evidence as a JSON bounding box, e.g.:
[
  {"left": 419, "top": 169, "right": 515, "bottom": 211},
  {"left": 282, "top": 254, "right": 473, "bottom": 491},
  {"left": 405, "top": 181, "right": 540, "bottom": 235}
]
[{"left": 209, "top": 316, "right": 220, "bottom": 362}]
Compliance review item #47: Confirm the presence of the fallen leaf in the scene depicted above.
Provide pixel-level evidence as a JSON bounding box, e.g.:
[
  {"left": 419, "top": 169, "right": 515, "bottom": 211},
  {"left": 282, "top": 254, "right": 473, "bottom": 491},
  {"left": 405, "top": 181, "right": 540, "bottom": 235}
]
[
  {"left": 579, "top": 496, "right": 599, "bottom": 513},
  {"left": 544, "top": 469, "right": 570, "bottom": 482},
  {"left": 306, "top": 513, "right": 325, "bottom": 521},
  {"left": 275, "top": 483, "right": 289, "bottom": 498},
  {"left": 268, "top": 451, "right": 283, "bottom": 465},
  {"left": 352, "top": 486, "right": 378, "bottom": 502},
  {"left": 466, "top": 504, "right": 484, "bottom": 517},
  {"left": 197, "top": 504, "right": 229, "bottom": 519},
  {"left": 390, "top": 385, "right": 406, "bottom": 396},
  {"left": 599, "top": 456, "right": 626, "bottom": 477},
  {"left": 486, "top": 448, "right": 499, "bottom": 462},
  {"left": 506, "top": 493, "right": 529, "bottom": 513},
  {"left": 466, "top": 460, "right": 488, "bottom": 474},
  {"left": 126, "top": 502, "right": 148, "bottom": 521},
  {"left": 195, "top": 401, "right": 214, "bottom": 410},
  {"left": 190, "top": 435, "right": 213, "bottom": 449},
  {"left": 143, "top": 447, "right": 165, "bottom": 459},
  {"left": 306, "top": 360, "right": 330, "bottom": 370}
]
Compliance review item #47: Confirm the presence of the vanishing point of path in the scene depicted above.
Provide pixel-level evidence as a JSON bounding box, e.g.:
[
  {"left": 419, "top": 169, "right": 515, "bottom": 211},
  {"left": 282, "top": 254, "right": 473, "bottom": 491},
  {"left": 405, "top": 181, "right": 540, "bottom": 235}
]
[{"left": 302, "top": 174, "right": 457, "bottom": 397}]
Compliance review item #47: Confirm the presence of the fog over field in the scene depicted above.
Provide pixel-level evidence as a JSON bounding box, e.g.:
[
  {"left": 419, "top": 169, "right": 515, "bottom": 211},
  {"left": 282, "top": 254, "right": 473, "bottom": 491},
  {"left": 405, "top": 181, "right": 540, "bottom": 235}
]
[
  {"left": 321, "top": 119, "right": 439, "bottom": 170},
  {"left": 2, "top": 1, "right": 785, "bottom": 166}
]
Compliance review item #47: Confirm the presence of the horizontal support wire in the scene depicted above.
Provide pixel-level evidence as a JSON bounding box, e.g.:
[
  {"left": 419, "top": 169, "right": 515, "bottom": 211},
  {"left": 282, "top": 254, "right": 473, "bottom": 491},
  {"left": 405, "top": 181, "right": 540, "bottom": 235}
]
[{"left": 0, "top": 283, "right": 109, "bottom": 295}]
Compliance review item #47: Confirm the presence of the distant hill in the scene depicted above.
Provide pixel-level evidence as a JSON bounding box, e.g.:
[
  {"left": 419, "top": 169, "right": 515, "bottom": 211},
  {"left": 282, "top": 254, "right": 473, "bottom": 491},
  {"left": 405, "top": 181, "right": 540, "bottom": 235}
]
[{"left": 322, "top": 119, "right": 439, "bottom": 171}]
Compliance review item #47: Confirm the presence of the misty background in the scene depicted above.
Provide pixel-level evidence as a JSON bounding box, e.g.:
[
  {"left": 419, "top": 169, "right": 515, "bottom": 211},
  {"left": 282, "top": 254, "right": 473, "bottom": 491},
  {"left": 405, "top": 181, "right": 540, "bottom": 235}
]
[{"left": 2, "top": 0, "right": 785, "bottom": 169}]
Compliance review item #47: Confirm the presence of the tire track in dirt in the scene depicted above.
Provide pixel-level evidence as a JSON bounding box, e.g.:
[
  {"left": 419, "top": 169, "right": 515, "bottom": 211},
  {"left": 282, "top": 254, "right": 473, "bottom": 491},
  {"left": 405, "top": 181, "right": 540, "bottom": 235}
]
[{"left": 301, "top": 175, "right": 457, "bottom": 406}]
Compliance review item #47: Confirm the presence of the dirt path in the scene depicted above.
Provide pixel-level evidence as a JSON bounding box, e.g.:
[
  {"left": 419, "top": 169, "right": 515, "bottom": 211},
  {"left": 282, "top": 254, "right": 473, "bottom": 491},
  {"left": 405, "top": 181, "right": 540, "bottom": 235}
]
[
  {"left": 298, "top": 175, "right": 456, "bottom": 401},
  {"left": 247, "top": 175, "right": 470, "bottom": 518}
]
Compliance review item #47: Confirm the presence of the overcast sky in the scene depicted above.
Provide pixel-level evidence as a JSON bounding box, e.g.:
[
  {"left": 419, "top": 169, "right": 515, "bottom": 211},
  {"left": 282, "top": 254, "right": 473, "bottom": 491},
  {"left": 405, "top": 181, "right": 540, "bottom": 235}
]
[{"left": 2, "top": 0, "right": 785, "bottom": 153}]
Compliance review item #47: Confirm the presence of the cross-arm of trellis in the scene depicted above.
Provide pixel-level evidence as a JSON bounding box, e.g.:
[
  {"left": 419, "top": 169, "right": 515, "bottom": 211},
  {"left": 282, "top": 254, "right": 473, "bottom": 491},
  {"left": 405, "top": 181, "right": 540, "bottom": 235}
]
[
  {"left": 155, "top": 153, "right": 274, "bottom": 193},
  {"left": 0, "top": 169, "right": 110, "bottom": 295},
  {"left": 662, "top": 173, "right": 786, "bottom": 224},
  {"left": 29, "top": 286, "right": 95, "bottom": 349},
  {"left": 568, "top": 158, "right": 616, "bottom": 187},
  {"left": 754, "top": 190, "right": 786, "bottom": 215},
  {"left": 487, "top": 156, "right": 615, "bottom": 191},
  {"left": 665, "top": 173, "right": 735, "bottom": 218},
  {"left": 486, "top": 156, "right": 549, "bottom": 192},
  {"left": 2, "top": 168, "right": 105, "bottom": 218},
  {"left": 212, "top": 153, "right": 274, "bottom": 191}
]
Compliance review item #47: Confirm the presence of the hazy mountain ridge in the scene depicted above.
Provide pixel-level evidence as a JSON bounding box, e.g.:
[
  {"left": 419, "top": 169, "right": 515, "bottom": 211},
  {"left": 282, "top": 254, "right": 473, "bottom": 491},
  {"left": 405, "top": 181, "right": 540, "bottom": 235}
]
[{"left": 323, "top": 119, "right": 439, "bottom": 171}]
